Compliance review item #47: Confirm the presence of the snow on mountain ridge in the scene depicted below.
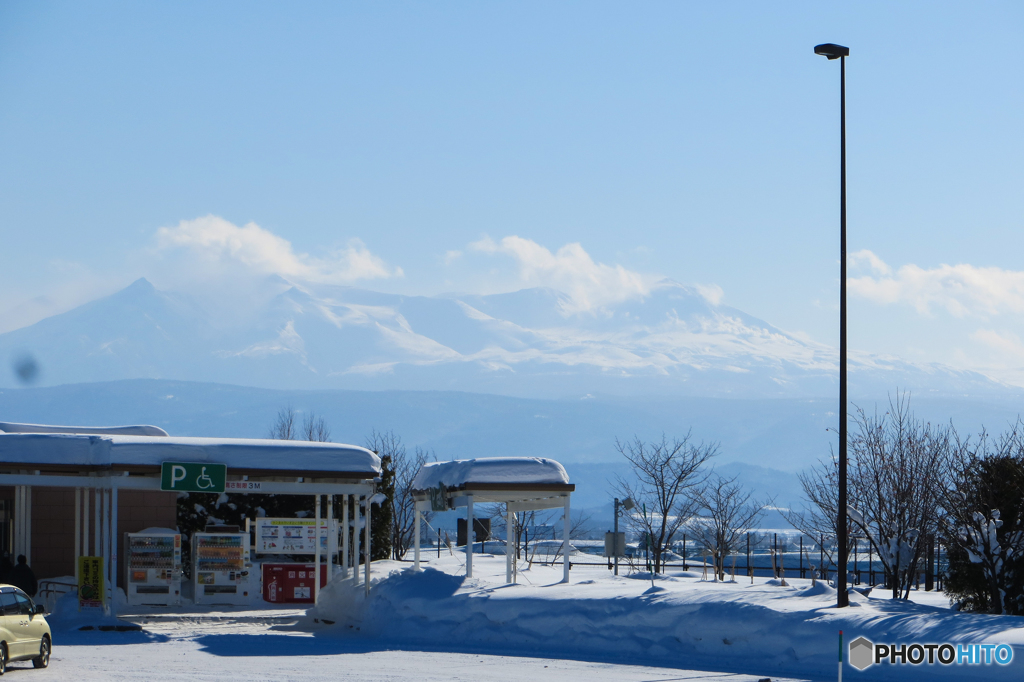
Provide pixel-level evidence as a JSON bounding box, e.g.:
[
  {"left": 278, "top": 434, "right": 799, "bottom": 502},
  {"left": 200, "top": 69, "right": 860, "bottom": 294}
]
[{"left": 0, "top": 277, "right": 1015, "bottom": 399}]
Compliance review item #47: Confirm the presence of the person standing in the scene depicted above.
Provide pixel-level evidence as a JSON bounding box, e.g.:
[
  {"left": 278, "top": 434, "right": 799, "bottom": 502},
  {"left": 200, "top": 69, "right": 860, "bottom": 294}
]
[{"left": 8, "top": 555, "right": 37, "bottom": 597}]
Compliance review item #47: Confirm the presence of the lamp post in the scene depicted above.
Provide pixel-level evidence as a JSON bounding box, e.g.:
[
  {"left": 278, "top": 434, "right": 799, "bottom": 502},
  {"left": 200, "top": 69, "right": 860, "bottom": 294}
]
[
  {"left": 814, "top": 41, "right": 850, "bottom": 609},
  {"left": 612, "top": 497, "right": 634, "bottom": 576}
]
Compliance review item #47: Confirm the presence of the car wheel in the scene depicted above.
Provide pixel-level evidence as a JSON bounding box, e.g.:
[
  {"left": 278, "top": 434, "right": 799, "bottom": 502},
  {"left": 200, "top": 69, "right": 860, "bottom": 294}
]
[
  {"left": 32, "top": 636, "right": 50, "bottom": 669},
  {"left": 0, "top": 642, "right": 7, "bottom": 675}
]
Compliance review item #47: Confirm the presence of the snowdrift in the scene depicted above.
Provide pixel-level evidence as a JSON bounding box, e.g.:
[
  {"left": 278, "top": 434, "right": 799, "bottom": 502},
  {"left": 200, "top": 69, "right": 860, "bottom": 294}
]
[{"left": 314, "top": 557, "right": 1023, "bottom": 681}]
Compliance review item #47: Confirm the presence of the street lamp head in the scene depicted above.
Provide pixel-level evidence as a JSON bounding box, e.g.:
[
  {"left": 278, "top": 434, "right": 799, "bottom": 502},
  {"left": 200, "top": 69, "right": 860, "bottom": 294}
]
[
  {"left": 622, "top": 498, "right": 635, "bottom": 511},
  {"left": 814, "top": 43, "right": 850, "bottom": 60}
]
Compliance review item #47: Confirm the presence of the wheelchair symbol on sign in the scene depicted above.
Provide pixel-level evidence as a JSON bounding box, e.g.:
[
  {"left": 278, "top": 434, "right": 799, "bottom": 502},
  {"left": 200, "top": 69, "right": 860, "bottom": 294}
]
[{"left": 196, "top": 467, "right": 215, "bottom": 490}]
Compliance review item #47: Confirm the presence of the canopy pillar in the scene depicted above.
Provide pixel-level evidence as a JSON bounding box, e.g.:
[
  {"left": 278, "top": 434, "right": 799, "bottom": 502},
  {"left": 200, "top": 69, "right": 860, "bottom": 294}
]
[
  {"left": 466, "top": 495, "right": 474, "bottom": 579},
  {"left": 562, "top": 495, "right": 570, "bottom": 584}
]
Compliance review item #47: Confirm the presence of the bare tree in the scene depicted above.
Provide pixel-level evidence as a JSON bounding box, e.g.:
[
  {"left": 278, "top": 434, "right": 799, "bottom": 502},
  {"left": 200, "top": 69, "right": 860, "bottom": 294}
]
[
  {"left": 847, "top": 394, "right": 948, "bottom": 599},
  {"left": 484, "top": 504, "right": 591, "bottom": 565},
  {"left": 692, "top": 474, "right": 772, "bottom": 581},
  {"left": 783, "top": 452, "right": 843, "bottom": 575},
  {"left": 302, "top": 412, "right": 331, "bottom": 442},
  {"left": 365, "top": 430, "right": 433, "bottom": 559},
  {"left": 550, "top": 510, "right": 594, "bottom": 562},
  {"left": 268, "top": 406, "right": 296, "bottom": 440},
  {"left": 484, "top": 504, "right": 538, "bottom": 561},
  {"left": 616, "top": 433, "right": 716, "bottom": 573},
  {"left": 393, "top": 446, "right": 435, "bottom": 559}
]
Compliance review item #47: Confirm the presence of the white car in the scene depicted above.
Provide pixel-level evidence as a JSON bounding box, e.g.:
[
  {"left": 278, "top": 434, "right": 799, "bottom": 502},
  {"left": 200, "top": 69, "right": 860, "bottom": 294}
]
[{"left": 0, "top": 585, "right": 51, "bottom": 674}]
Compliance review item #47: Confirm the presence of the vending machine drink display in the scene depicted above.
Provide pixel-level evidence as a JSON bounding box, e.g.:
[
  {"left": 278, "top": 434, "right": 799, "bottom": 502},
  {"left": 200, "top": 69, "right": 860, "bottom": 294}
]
[
  {"left": 192, "top": 532, "right": 250, "bottom": 604},
  {"left": 125, "top": 531, "right": 182, "bottom": 606}
]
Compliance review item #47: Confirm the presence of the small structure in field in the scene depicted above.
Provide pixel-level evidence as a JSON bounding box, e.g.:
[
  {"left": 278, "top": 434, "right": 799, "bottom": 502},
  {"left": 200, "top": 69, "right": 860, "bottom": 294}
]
[{"left": 410, "top": 458, "right": 575, "bottom": 584}]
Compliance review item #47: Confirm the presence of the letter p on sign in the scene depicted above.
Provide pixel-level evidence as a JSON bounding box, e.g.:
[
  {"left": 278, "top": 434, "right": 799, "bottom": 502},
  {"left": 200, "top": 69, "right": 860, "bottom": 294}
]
[{"left": 171, "top": 465, "right": 187, "bottom": 488}]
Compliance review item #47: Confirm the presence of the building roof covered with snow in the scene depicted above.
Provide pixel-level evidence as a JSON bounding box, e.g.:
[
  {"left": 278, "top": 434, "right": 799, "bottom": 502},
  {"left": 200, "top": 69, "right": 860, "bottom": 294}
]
[
  {"left": 0, "top": 425, "right": 381, "bottom": 478},
  {"left": 411, "top": 457, "right": 572, "bottom": 493},
  {"left": 0, "top": 421, "right": 170, "bottom": 437}
]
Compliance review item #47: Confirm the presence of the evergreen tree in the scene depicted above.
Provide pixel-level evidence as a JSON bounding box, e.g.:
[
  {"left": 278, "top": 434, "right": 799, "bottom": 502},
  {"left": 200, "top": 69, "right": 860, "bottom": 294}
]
[
  {"left": 944, "top": 455, "right": 1024, "bottom": 614},
  {"left": 371, "top": 454, "right": 395, "bottom": 560}
]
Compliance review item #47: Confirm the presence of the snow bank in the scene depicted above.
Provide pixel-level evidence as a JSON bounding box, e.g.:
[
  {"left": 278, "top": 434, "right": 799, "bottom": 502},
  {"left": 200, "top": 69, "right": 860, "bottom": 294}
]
[
  {"left": 46, "top": 589, "right": 134, "bottom": 633},
  {"left": 412, "top": 458, "right": 569, "bottom": 490},
  {"left": 316, "top": 557, "right": 1023, "bottom": 681}
]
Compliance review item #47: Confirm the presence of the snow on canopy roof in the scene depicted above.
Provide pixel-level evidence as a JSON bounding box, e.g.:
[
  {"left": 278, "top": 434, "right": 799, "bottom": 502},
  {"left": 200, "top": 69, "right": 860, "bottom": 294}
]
[
  {"left": 411, "top": 457, "right": 569, "bottom": 490},
  {"left": 0, "top": 422, "right": 169, "bottom": 437},
  {"left": 0, "top": 433, "right": 381, "bottom": 476}
]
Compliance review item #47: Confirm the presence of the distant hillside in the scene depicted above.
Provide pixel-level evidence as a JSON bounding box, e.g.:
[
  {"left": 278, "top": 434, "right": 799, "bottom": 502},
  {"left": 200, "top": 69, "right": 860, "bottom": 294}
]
[{"left": 2, "top": 379, "right": 1021, "bottom": 509}]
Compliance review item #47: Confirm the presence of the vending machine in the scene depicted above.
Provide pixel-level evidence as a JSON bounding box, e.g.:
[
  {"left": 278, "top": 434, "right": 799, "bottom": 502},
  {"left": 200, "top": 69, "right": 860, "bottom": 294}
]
[
  {"left": 124, "top": 531, "right": 182, "bottom": 606},
  {"left": 192, "top": 532, "right": 250, "bottom": 605}
]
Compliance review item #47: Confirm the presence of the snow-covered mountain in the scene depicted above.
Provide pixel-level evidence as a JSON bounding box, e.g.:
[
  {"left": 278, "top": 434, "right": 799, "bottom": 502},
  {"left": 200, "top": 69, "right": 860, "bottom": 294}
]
[{"left": 0, "top": 277, "right": 1013, "bottom": 399}]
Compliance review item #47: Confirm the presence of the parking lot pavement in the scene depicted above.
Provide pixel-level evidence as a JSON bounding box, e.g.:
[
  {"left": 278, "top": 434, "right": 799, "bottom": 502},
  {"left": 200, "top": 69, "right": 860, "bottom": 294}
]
[{"left": 30, "top": 620, "right": 811, "bottom": 682}]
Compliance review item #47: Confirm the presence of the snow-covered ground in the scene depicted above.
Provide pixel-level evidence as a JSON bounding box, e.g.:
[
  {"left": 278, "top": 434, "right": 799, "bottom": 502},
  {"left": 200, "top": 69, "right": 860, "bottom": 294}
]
[
  {"left": 311, "top": 554, "right": 1023, "bottom": 681},
  {"left": 37, "top": 620, "right": 813, "bottom": 681},
  {"left": 40, "top": 553, "right": 1023, "bottom": 681}
]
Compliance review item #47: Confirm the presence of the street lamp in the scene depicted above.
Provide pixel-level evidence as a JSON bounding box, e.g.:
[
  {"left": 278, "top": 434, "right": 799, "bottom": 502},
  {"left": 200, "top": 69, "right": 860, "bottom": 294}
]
[
  {"left": 612, "top": 497, "right": 634, "bottom": 576},
  {"left": 814, "top": 41, "right": 850, "bottom": 609}
]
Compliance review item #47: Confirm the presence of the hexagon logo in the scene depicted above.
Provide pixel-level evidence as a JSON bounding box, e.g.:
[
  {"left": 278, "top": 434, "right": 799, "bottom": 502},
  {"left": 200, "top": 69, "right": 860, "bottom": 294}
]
[{"left": 849, "top": 636, "right": 874, "bottom": 671}]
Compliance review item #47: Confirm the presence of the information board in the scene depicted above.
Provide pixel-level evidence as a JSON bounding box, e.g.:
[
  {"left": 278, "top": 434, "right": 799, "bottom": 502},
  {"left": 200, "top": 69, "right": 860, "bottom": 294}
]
[
  {"left": 78, "top": 556, "right": 105, "bottom": 609},
  {"left": 254, "top": 518, "right": 331, "bottom": 554}
]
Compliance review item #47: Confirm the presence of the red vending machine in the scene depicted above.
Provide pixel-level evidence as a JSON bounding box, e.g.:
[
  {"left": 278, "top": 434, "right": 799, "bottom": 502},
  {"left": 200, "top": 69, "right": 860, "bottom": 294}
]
[{"left": 261, "top": 563, "right": 328, "bottom": 604}]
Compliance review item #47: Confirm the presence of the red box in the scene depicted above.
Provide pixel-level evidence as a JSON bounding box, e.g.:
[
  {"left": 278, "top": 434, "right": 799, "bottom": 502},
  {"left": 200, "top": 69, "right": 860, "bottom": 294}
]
[{"left": 261, "top": 563, "right": 329, "bottom": 603}]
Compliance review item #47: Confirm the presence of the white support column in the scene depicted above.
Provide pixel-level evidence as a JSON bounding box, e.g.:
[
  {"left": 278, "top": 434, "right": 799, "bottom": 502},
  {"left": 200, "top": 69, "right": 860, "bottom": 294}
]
[
  {"left": 314, "top": 494, "right": 321, "bottom": 605},
  {"left": 506, "top": 507, "right": 513, "bottom": 584},
  {"left": 341, "top": 495, "right": 350, "bottom": 580},
  {"left": 110, "top": 484, "right": 118, "bottom": 616},
  {"left": 94, "top": 488, "right": 101, "bottom": 560},
  {"left": 364, "top": 496, "right": 371, "bottom": 596},
  {"left": 466, "top": 496, "right": 474, "bottom": 579},
  {"left": 562, "top": 496, "right": 571, "bottom": 584},
  {"left": 414, "top": 509, "right": 421, "bottom": 570},
  {"left": 74, "top": 488, "right": 81, "bottom": 579},
  {"left": 24, "top": 486, "right": 31, "bottom": 566},
  {"left": 83, "top": 487, "right": 90, "bottom": 555},
  {"left": 101, "top": 488, "right": 110, "bottom": 611},
  {"left": 326, "top": 495, "right": 334, "bottom": 580}
]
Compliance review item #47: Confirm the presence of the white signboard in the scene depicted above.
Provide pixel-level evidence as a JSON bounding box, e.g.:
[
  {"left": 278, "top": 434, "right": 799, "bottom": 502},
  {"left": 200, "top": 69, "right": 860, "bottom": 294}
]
[{"left": 254, "top": 518, "right": 331, "bottom": 554}]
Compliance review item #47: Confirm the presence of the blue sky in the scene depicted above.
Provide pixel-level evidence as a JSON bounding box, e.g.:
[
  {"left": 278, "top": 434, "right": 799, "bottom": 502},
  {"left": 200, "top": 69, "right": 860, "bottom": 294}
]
[{"left": 1, "top": 2, "right": 1023, "bottom": 382}]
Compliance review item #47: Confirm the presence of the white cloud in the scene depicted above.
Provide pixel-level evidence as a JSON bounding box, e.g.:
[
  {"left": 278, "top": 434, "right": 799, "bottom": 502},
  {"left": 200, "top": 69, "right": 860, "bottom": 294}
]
[
  {"left": 848, "top": 250, "right": 1024, "bottom": 317},
  {"left": 468, "top": 235, "right": 659, "bottom": 314},
  {"left": 971, "top": 329, "right": 1024, "bottom": 359},
  {"left": 154, "top": 215, "right": 401, "bottom": 284},
  {"left": 694, "top": 283, "right": 724, "bottom": 306},
  {"left": 443, "top": 250, "right": 463, "bottom": 265},
  {"left": 848, "top": 249, "right": 891, "bottom": 276}
]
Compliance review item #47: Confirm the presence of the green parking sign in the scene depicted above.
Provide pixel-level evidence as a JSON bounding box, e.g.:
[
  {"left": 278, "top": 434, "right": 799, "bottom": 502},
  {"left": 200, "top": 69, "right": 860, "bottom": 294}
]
[{"left": 160, "top": 462, "right": 227, "bottom": 493}]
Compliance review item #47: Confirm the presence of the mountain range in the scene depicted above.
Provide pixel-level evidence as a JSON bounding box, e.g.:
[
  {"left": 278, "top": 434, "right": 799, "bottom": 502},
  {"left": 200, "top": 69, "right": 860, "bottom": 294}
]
[{"left": 0, "top": 277, "right": 1014, "bottom": 400}]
